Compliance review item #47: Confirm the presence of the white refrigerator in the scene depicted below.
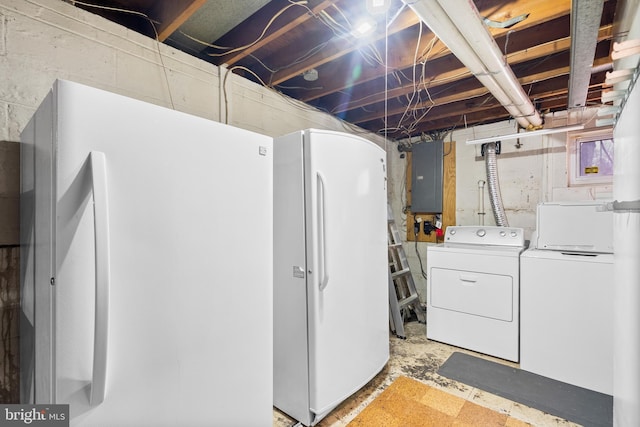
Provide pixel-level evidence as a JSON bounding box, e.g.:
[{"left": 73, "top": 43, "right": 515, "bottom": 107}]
[
  {"left": 20, "top": 80, "right": 273, "bottom": 426},
  {"left": 273, "top": 129, "right": 389, "bottom": 426}
]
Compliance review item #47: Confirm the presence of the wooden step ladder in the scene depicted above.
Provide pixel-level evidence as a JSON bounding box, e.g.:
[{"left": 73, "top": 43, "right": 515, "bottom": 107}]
[{"left": 387, "top": 204, "right": 425, "bottom": 339}]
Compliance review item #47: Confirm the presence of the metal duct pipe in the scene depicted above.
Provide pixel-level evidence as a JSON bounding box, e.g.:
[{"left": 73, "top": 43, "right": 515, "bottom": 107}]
[
  {"left": 568, "top": 0, "right": 605, "bottom": 108},
  {"left": 484, "top": 143, "right": 509, "bottom": 227}
]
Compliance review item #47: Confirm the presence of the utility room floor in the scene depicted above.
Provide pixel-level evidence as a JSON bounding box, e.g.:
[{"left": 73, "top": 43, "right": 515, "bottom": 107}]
[{"left": 272, "top": 321, "right": 580, "bottom": 427}]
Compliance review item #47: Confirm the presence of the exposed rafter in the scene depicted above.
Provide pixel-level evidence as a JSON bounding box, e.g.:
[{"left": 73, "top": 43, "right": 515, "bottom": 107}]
[{"left": 71, "top": 0, "right": 619, "bottom": 140}]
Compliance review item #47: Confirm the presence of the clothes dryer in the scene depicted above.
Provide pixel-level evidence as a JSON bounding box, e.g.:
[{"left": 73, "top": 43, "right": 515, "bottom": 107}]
[{"left": 426, "top": 226, "right": 526, "bottom": 362}]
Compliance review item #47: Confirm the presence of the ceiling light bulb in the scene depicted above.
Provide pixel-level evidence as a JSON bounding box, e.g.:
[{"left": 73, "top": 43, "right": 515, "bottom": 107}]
[
  {"left": 352, "top": 18, "right": 376, "bottom": 37},
  {"left": 367, "top": 0, "right": 391, "bottom": 14}
]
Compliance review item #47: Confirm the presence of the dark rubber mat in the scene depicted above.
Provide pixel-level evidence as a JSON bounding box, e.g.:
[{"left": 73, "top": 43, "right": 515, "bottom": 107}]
[{"left": 438, "top": 352, "right": 613, "bottom": 427}]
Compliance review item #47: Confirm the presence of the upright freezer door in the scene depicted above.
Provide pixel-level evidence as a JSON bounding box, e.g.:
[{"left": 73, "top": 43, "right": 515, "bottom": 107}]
[
  {"left": 23, "top": 80, "right": 273, "bottom": 426},
  {"left": 304, "top": 130, "right": 389, "bottom": 417}
]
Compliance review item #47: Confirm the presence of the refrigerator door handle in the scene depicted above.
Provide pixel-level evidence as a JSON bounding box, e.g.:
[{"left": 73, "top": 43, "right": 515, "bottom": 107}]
[
  {"left": 89, "top": 151, "right": 111, "bottom": 406},
  {"left": 317, "top": 172, "right": 329, "bottom": 291}
]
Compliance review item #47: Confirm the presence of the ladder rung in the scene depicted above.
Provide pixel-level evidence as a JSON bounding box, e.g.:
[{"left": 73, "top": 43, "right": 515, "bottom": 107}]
[
  {"left": 398, "top": 293, "right": 419, "bottom": 307},
  {"left": 391, "top": 268, "right": 411, "bottom": 278},
  {"left": 388, "top": 242, "right": 403, "bottom": 248}
]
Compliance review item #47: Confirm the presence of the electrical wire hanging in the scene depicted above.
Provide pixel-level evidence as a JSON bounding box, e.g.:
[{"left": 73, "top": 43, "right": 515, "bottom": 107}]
[{"left": 67, "top": 0, "right": 176, "bottom": 109}]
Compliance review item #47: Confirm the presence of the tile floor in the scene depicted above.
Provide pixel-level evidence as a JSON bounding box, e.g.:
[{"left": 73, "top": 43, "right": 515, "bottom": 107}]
[{"left": 272, "top": 321, "right": 580, "bottom": 427}]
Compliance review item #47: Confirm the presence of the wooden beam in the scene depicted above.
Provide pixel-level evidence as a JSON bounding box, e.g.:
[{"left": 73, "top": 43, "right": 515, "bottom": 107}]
[
  {"left": 297, "top": 0, "right": 574, "bottom": 102},
  {"left": 219, "top": 0, "right": 335, "bottom": 67},
  {"left": 269, "top": 6, "right": 419, "bottom": 85},
  {"left": 151, "top": 0, "right": 207, "bottom": 42},
  {"left": 321, "top": 20, "right": 613, "bottom": 115},
  {"left": 349, "top": 46, "right": 612, "bottom": 126}
]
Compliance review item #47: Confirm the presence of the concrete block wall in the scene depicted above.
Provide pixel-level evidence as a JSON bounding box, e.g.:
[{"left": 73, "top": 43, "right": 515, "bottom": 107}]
[{"left": 0, "top": 0, "right": 385, "bottom": 143}]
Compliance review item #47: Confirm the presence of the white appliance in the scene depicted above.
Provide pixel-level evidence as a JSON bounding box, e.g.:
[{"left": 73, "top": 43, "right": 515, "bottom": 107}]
[
  {"left": 273, "top": 129, "right": 389, "bottom": 426},
  {"left": 20, "top": 80, "right": 273, "bottom": 426},
  {"left": 533, "top": 201, "right": 614, "bottom": 253},
  {"left": 426, "top": 226, "right": 526, "bottom": 362},
  {"left": 521, "top": 201, "right": 613, "bottom": 395}
]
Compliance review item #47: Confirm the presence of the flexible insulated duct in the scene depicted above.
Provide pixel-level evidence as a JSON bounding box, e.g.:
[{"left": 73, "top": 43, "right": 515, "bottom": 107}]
[{"left": 484, "top": 142, "right": 509, "bottom": 226}]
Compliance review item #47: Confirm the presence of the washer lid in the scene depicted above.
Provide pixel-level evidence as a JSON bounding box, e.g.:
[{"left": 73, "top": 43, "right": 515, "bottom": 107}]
[{"left": 521, "top": 248, "right": 614, "bottom": 264}]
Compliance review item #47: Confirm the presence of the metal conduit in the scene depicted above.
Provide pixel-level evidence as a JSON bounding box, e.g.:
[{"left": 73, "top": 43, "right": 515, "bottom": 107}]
[{"left": 484, "top": 142, "right": 509, "bottom": 227}]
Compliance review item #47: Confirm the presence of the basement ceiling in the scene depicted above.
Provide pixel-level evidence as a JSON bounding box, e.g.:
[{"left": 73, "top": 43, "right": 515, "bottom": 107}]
[{"left": 70, "top": 0, "right": 620, "bottom": 141}]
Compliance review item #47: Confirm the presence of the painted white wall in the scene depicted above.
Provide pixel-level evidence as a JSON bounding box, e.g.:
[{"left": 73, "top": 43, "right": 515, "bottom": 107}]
[
  {"left": 454, "top": 113, "right": 613, "bottom": 239},
  {"left": 388, "top": 114, "right": 613, "bottom": 304},
  {"left": 0, "top": 0, "right": 386, "bottom": 146}
]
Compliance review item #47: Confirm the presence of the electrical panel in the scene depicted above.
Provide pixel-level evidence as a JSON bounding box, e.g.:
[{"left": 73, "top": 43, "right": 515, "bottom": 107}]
[{"left": 411, "top": 141, "right": 443, "bottom": 213}]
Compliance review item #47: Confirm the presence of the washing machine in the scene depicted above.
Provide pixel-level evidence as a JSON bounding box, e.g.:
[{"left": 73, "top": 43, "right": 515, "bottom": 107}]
[
  {"left": 426, "top": 226, "right": 526, "bottom": 362},
  {"left": 520, "top": 201, "right": 613, "bottom": 395}
]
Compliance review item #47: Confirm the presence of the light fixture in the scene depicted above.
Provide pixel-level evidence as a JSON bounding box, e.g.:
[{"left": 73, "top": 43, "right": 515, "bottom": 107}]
[
  {"left": 401, "top": 0, "right": 542, "bottom": 130},
  {"left": 302, "top": 69, "right": 319, "bottom": 81},
  {"left": 352, "top": 17, "right": 376, "bottom": 38},
  {"left": 366, "top": 0, "right": 391, "bottom": 15},
  {"left": 465, "top": 124, "right": 586, "bottom": 145}
]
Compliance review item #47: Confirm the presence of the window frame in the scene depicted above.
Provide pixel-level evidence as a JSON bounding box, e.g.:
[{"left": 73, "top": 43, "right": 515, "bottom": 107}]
[{"left": 567, "top": 127, "right": 614, "bottom": 187}]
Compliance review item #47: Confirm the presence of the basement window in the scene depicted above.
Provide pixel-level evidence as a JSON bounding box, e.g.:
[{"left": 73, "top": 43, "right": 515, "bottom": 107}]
[{"left": 568, "top": 129, "right": 614, "bottom": 187}]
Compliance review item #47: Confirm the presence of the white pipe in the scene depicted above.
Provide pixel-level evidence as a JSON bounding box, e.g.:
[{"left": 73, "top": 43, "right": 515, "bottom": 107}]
[
  {"left": 478, "top": 180, "right": 486, "bottom": 225},
  {"left": 434, "top": 0, "right": 543, "bottom": 127},
  {"left": 402, "top": 0, "right": 542, "bottom": 129},
  {"left": 465, "top": 124, "right": 585, "bottom": 145},
  {"left": 401, "top": 0, "right": 533, "bottom": 129}
]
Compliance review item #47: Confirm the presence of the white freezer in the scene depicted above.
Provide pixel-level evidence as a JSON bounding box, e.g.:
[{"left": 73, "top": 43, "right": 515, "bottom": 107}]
[
  {"left": 273, "top": 129, "right": 389, "bottom": 426},
  {"left": 520, "top": 248, "right": 613, "bottom": 394},
  {"left": 20, "top": 80, "right": 273, "bottom": 426}
]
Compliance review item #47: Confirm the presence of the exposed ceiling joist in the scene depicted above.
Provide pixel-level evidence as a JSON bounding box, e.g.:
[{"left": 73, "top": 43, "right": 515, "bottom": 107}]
[
  {"left": 70, "top": 0, "right": 620, "bottom": 140},
  {"left": 152, "top": 0, "right": 206, "bottom": 41}
]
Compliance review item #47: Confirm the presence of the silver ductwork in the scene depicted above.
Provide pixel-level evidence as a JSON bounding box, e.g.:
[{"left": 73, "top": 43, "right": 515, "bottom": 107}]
[{"left": 484, "top": 142, "right": 509, "bottom": 227}]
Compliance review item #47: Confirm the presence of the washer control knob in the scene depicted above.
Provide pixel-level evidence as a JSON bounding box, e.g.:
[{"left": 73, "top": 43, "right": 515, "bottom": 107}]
[
  {"left": 499, "top": 231, "right": 506, "bottom": 237},
  {"left": 450, "top": 229, "right": 456, "bottom": 235},
  {"left": 510, "top": 231, "right": 518, "bottom": 237},
  {"left": 476, "top": 229, "right": 486, "bottom": 237}
]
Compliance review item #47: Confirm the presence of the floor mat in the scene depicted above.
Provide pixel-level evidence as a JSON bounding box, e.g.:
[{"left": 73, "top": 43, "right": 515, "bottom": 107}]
[
  {"left": 347, "top": 375, "right": 531, "bottom": 426},
  {"left": 437, "top": 352, "right": 613, "bottom": 427}
]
